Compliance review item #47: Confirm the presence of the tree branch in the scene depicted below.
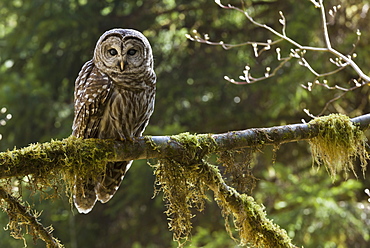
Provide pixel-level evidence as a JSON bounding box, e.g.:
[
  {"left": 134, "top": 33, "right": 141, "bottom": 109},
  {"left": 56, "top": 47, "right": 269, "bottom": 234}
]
[
  {"left": 1, "top": 113, "right": 369, "bottom": 247},
  {"left": 196, "top": 160, "right": 298, "bottom": 247},
  {"left": 1, "top": 113, "right": 370, "bottom": 179},
  {"left": 0, "top": 186, "right": 62, "bottom": 248},
  {"left": 197, "top": 1, "right": 370, "bottom": 85}
]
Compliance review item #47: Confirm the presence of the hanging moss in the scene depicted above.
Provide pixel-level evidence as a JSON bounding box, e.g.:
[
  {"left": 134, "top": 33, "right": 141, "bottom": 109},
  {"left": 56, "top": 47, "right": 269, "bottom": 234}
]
[
  {"left": 153, "top": 158, "right": 208, "bottom": 245},
  {"left": 150, "top": 133, "right": 296, "bottom": 247},
  {"left": 0, "top": 136, "right": 115, "bottom": 247},
  {"left": 218, "top": 148, "right": 258, "bottom": 195},
  {"left": 0, "top": 185, "right": 63, "bottom": 248},
  {"left": 5, "top": 116, "right": 366, "bottom": 247},
  {"left": 308, "top": 113, "right": 368, "bottom": 179},
  {"left": 200, "top": 161, "right": 295, "bottom": 248},
  {"left": 152, "top": 133, "right": 215, "bottom": 245}
]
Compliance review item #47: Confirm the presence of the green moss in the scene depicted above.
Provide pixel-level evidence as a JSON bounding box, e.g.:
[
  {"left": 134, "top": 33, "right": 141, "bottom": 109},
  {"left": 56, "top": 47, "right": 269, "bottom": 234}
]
[
  {"left": 201, "top": 161, "right": 295, "bottom": 248},
  {"left": 309, "top": 113, "right": 368, "bottom": 179},
  {"left": 152, "top": 133, "right": 295, "bottom": 247},
  {"left": 153, "top": 158, "right": 207, "bottom": 245},
  {"left": 170, "top": 132, "right": 217, "bottom": 159},
  {"left": 60, "top": 136, "right": 114, "bottom": 196},
  {"left": 144, "top": 136, "right": 161, "bottom": 152},
  {"left": 152, "top": 133, "right": 216, "bottom": 245},
  {"left": 0, "top": 130, "right": 310, "bottom": 247},
  {"left": 0, "top": 136, "right": 115, "bottom": 247}
]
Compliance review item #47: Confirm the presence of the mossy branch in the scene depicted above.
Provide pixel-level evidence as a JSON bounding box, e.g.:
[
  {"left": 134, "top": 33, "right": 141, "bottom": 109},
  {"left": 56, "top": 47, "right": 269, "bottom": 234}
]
[
  {"left": 0, "top": 113, "right": 369, "bottom": 247},
  {"left": 1, "top": 113, "right": 370, "bottom": 179},
  {"left": 199, "top": 160, "right": 297, "bottom": 247},
  {"left": 0, "top": 186, "right": 62, "bottom": 248}
]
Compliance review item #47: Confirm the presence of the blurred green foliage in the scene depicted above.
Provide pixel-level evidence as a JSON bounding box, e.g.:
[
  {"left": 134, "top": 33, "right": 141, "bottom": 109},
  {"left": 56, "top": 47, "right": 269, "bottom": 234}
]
[{"left": 0, "top": 0, "right": 370, "bottom": 247}]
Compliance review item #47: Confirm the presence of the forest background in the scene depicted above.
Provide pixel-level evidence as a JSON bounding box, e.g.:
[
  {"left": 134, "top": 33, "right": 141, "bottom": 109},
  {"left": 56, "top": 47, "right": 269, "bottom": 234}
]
[{"left": 0, "top": 0, "right": 369, "bottom": 247}]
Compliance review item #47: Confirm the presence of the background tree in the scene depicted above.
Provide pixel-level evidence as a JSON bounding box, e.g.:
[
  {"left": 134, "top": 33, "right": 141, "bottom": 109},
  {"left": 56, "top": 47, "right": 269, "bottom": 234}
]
[{"left": 0, "top": 0, "right": 369, "bottom": 247}]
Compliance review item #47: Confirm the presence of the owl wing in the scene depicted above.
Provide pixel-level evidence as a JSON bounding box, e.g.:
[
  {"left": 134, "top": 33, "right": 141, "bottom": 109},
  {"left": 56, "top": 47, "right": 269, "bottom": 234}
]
[
  {"left": 72, "top": 59, "right": 113, "bottom": 139},
  {"left": 72, "top": 60, "right": 114, "bottom": 214}
]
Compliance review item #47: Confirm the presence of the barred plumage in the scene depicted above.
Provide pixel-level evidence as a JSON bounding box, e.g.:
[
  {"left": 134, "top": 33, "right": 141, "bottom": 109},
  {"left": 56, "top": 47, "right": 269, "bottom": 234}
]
[{"left": 72, "top": 29, "right": 156, "bottom": 214}]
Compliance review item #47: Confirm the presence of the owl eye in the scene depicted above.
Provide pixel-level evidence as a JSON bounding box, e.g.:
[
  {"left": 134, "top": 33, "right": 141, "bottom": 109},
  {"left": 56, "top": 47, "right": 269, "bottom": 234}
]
[
  {"left": 127, "top": 49, "right": 137, "bottom": 56},
  {"left": 108, "top": 48, "right": 118, "bottom": 56}
]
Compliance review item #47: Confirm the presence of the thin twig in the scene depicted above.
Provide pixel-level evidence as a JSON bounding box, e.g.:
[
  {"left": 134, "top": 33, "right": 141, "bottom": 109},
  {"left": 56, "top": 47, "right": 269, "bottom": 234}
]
[
  {"left": 299, "top": 57, "right": 349, "bottom": 78},
  {"left": 210, "top": 0, "right": 370, "bottom": 83},
  {"left": 225, "top": 55, "right": 292, "bottom": 84},
  {"left": 185, "top": 33, "right": 283, "bottom": 50},
  {"left": 320, "top": 93, "right": 346, "bottom": 116}
]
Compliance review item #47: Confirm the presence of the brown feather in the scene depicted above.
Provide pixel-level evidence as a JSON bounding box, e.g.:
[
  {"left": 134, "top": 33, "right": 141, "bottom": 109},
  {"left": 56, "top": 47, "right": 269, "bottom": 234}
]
[{"left": 72, "top": 29, "right": 156, "bottom": 214}]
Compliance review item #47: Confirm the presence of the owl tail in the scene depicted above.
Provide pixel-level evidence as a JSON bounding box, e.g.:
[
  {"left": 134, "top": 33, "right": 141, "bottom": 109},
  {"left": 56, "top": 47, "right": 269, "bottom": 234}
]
[
  {"left": 96, "top": 161, "right": 132, "bottom": 203},
  {"left": 73, "top": 177, "right": 99, "bottom": 214}
]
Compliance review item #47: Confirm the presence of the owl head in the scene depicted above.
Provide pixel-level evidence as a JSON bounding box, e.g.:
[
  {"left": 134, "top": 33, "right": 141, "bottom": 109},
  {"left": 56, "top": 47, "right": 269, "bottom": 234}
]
[{"left": 93, "top": 28, "right": 155, "bottom": 86}]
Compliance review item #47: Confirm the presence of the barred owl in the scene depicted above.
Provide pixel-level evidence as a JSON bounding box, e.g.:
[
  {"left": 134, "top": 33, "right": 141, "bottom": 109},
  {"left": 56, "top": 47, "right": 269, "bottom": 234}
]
[{"left": 72, "top": 29, "right": 156, "bottom": 214}]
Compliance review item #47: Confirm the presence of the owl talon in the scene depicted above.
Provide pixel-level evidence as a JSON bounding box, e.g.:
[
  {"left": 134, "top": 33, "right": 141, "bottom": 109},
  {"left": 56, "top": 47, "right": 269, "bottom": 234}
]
[{"left": 120, "top": 136, "right": 134, "bottom": 142}]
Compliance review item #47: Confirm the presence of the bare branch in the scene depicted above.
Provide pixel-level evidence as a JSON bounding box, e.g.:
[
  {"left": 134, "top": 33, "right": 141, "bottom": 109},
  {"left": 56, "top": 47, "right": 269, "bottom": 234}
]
[
  {"left": 319, "top": 0, "right": 332, "bottom": 49},
  {"left": 225, "top": 54, "right": 292, "bottom": 85},
  {"left": 299, "top": 57, "right": 349, "bottom": 78},
  {"left": 185, "top": 32, "right": 283, "bottom": 50},
  {"left": 193, "top": 1, "right": 370, "bottom": 85},
  {"left": 279, "top": 11, "right": 287, "bottom": 36},
  {"left": 317, "top": 91, "right": 347, "bottom": 116}
]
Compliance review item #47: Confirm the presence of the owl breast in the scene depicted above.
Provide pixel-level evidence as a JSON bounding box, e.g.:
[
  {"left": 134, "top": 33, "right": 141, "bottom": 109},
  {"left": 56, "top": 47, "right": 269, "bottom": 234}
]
[{"left": 98, "top": 85, "right": 155, "bottom": 140}]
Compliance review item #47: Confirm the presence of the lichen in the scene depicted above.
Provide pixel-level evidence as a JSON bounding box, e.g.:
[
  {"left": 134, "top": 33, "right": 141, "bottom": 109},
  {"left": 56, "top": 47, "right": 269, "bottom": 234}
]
[{"left": 308, "top": 113, "right": 368, "bottom": 179}]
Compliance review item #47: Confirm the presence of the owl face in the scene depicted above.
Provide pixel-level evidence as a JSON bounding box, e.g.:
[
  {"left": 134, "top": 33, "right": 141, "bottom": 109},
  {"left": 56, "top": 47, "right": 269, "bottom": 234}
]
[{"left": 93, "top": 29, "right": 154, "bottom": 83}]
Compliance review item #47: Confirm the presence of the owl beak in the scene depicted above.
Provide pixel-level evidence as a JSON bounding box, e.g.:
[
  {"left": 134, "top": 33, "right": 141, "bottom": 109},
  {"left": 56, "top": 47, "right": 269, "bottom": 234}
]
[{"left": 119, "top": 60, "right": 125, "bottom": 71}]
